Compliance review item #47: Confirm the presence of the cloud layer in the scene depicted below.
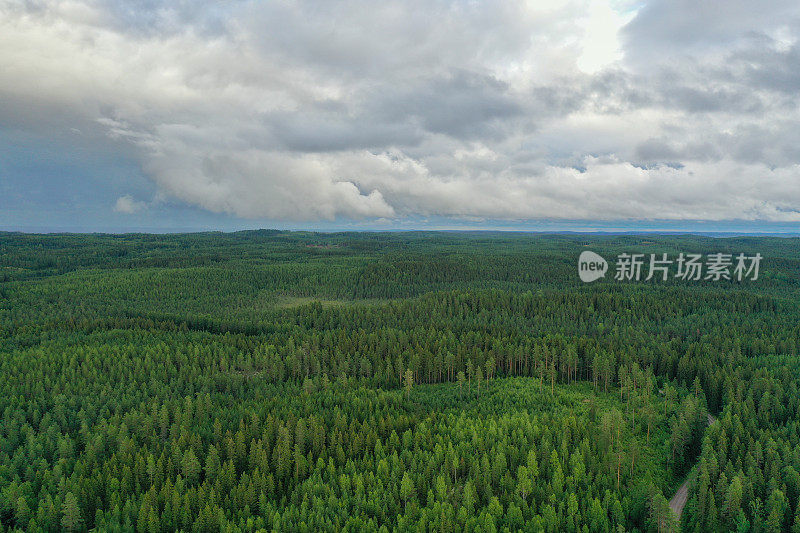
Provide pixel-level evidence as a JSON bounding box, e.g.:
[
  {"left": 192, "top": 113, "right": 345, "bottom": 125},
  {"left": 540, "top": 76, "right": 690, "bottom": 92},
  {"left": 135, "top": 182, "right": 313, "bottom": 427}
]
[{"left": 2, "top": 0, "right": 800, "bottom": 222}]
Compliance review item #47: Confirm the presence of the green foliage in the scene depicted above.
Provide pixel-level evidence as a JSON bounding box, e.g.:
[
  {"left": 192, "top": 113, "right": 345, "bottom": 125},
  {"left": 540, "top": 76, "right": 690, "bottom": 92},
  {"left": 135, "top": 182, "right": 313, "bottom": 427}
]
[{"left": 1, "top": 230, "right": 799, "bottom": 531}]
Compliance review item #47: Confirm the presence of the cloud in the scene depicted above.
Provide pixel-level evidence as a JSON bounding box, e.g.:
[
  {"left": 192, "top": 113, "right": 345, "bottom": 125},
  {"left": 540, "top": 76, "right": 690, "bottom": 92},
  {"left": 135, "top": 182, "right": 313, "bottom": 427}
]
[
  {"left": 1, "top": 0, "right": 800, "bottom": 223},
  {"left": 143, "top": 147, "right": 396, "bottom": 220},
  {"left": 622, "top": 0, "right": 799, "bottom": 60},
  {"left": 114, "top": 195, "right": 146, "bottom": 214}
]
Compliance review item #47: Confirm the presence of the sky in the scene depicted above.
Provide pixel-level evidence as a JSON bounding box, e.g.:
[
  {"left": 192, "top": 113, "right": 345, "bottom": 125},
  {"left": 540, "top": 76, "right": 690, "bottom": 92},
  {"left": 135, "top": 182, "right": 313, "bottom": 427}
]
[{"left": 2, "top": 0, "right": 800, "bottom": 233}]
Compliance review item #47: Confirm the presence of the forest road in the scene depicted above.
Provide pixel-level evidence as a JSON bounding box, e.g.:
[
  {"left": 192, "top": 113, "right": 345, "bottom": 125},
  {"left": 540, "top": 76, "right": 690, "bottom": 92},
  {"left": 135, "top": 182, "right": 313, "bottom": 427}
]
[
  {"left": 669, "top": 480, "right": 690, "bottom": 518},
  {"left": 669, "top": 413, "right": 718, "bottom": 519}
]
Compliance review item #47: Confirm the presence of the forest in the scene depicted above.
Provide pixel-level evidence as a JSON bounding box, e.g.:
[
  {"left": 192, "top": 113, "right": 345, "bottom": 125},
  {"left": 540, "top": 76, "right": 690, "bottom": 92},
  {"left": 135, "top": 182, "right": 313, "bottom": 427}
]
[{"left": 0, "top": 230, "right": 799, "bottom": 532}]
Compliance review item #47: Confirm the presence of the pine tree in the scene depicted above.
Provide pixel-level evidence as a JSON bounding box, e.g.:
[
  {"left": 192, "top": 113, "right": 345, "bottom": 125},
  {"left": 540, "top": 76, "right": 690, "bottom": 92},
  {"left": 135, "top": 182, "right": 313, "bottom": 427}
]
[
  {"left": 400, "top": 472, "right": 415, "bottom": 508},
  {"left": 14, "top": 496, "right": 30, "bottom": 528},
  {"left": 725, "top": 476, "right": 744, "bottom": 526},
  {"left": 61, "top": 492, "right": 83, "bottom": 532},
  {"left": 182, "top": 448, "right": 201, "bottom": 485},
  {"left": 791, "top": 499, "right": 800, "bottom": 533}
]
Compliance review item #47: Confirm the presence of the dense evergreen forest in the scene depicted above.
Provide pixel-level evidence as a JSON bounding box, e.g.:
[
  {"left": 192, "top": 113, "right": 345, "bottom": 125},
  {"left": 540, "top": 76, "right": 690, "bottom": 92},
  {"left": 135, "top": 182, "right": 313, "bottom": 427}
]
[{"left": 0, "top": 230, "right": 799, "bottom": 532}]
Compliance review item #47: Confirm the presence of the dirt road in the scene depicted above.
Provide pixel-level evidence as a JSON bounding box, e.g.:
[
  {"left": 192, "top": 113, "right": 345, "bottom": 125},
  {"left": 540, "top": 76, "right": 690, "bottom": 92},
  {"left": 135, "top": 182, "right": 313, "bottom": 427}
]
[
  {"left": 669, "top": 413, "right": 717, "bottom": 519},
  {"left": 669, "top": 479, "right": 690, "bottom": 517}
]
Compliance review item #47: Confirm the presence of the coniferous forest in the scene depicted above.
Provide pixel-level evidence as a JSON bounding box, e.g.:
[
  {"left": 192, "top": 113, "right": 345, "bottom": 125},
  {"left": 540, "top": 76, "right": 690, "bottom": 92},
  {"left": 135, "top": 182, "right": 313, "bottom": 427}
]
[{"left": 1, "top": 230, "right": 799, "bottom": 532}]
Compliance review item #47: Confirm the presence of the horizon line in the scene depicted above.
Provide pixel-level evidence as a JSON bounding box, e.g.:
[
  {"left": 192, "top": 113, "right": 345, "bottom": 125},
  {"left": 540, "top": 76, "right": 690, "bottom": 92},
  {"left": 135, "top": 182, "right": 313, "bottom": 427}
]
[{"left": 3, "top": 228, "right": 800, "bottom": 238}]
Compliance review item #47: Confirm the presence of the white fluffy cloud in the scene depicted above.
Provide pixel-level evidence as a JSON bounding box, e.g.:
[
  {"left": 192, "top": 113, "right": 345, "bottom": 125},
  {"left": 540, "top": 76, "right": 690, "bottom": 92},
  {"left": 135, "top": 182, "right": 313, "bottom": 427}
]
[
  {"left": 2, "top": 0, "right": 800, "bottom": 222},
  {"left": 113, "top": 195, "right": 146, "bottom": 214}
]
